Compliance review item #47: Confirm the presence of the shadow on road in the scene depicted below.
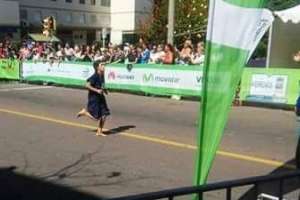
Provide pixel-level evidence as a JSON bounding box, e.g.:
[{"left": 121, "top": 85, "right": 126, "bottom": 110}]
[
  {"left": 0, "top": 166, "right": 105, "bottom": 200},
  {"left": 89, "top": 125, "right": 136, "bottom": 136},
  {"left": 239, "top": 159, "right": 300, "bottom": 200},
  {"left": 104, "top": 125, "right": 136, "bottom": 135}
]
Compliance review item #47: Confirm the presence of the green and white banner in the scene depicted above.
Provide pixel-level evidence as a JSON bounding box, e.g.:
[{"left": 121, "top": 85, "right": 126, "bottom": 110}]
[
  {"left": 105, "top": 64, "right": 202, "bottom": 96},
  {"left": 21, "top": 61, "right": 300, "bottom": 106},
  {"left": 22, "top": 62, "right": 203, "bottom": 97},
  {"left": 0, "top": 59, "right": 20, "bottom": 80},
  {"left": 22, "top": 61, "right": 94, "bottom": 85},
  {"left": 194, "top": 0, "right": 274, "bottom": 189}
]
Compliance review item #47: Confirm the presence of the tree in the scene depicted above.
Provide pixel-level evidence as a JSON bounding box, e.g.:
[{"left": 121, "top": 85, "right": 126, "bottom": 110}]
[
  {"left": 140, "top": 0, "right": 300, "bottom": 49},
  {"left": 138, "top": 0, "right": 169, "bottom": 44},
  {"left": 139, "top": 0, "right": 208, "bottom": 45},
  {"left": 174, "top": 0, "right": 207, "bottom": 45}
]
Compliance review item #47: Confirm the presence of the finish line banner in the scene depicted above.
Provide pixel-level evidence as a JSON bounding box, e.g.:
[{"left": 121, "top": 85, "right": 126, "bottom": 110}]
[
  {"left": 105, "top": 64, "right": 203, "bottom": 97},
  {"left": 0, "top": 59, "right": 20, "bottom": 80}
]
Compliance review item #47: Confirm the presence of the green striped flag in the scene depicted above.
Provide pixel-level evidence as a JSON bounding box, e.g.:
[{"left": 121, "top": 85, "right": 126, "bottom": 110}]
[{"left": 194, "top": 0, "right": 274, "bottom": 188}]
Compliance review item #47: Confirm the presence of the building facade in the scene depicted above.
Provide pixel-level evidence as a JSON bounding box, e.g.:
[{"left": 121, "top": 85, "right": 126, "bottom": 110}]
[
  {"left": 1, "top": 0, "right": 153, "bottom": 45},
  {"left": 110, "top": 0, "right": 152, "bottom": 44},
  {"left": 17, "top": 0, "right": 111, "bottom": 44},
  {"left": 0, "top": 0, "right": 20, "bottom": 40}
]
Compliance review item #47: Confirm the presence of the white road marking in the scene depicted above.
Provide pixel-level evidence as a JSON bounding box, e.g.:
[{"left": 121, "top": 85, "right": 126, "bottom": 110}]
[{"left": 0, "top": 86, "right": 54, "bottom": 92}]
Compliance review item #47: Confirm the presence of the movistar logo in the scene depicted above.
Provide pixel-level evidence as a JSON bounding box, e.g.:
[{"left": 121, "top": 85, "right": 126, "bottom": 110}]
[
  {"left": 108, "top": 71, "right": 116, "bottom": 80},
  {"left": 143, "top": 73, "right": 154, "bottom": 82},
  {"left": 196, "top": 76, "right": 202, "bottom": 83},
  {"left": 0, "top": 60, "right": 14, "bottom": 70}
]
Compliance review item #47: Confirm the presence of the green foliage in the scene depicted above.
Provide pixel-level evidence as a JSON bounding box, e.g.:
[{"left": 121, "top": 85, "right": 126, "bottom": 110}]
[
  {"left": 140, "top": 0, "right": 300, "bottom": 54},
  {"left": 139, "top": 0, "right": 169, "bottom": 44},
  {"left": 174, "top": 0, "right": 208, "bottom": 44},
  {"left": 139, "top": 0, "right": 208, "bottom": 45}
]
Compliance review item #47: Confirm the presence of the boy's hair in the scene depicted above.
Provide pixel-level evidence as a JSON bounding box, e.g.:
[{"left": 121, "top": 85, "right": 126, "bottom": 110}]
[{"left": 93, "top": 61, "right": 100, "bottom": 71}]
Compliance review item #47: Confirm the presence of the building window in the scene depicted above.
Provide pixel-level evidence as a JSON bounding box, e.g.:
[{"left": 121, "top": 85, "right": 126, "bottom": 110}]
[
  {"left": 64, "top": 13, "right": 72, "bottom": 23},
  {"left": 90, "top": 14, "right": 97, "bottom": 23},
  {"left": 101, "top": 0, "right": 110, "bottom": 7},
  {"left": 79, "top": 13, "right": 85, "bottom": 24},
  {"left": 48, "top": 12, "right": 57, "bottom": 20},
  {"left": 91, "top": 0, "right": 95, "bottom": 5},
  {"left": 79, "top": 0, "right": 85, "bottom": 4},
  {"left": 20, "top": 9, "right": 28, "bottom": 20},
  {"left": 33, "top": 11, "right": 42, "bottom": 22},
  {"left": 66, "top": 0, "right": 72, "bottom": 2}
]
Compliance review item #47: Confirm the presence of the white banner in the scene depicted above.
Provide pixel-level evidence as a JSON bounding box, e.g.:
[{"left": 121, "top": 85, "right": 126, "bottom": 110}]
[
  {"left": 22, "top": 62, "right": 94, "bottom": 80},
  {"left": 249, "top": 74, "right": 288, "bottom": 103}
]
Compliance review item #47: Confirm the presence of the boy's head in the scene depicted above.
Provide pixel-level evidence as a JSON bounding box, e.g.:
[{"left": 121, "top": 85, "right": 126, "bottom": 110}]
[{"left": 94, "top": 62, "right": 105, "bottom": 75}]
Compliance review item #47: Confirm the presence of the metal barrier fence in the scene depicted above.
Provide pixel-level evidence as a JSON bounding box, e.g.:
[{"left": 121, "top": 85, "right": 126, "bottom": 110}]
[{"left": 108, "top": 170, "right": 300, "bottom": 200}]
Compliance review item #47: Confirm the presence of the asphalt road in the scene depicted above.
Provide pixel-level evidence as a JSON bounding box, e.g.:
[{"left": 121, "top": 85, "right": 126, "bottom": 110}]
[{"left": 0, "top": 82, "right": 299, "bottom": 200}]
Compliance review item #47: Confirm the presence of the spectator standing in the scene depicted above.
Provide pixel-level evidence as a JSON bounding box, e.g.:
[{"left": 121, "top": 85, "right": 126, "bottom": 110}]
[
  {"left": 150, "top": 44, "right": 165, "bottom": 64},
  {"left": 47, "top": 50, "right": 57, "bottom": 62},
  {"left": 19, "top": 45, "right": 31, "bottom": 60},
  {"left": 162, "top": 44, "right": 175, "bottom": 64},
  {"left": 125, "top": 47, "right": 137, "bottom": 64},
  {"left": 36, "top": 42, "right": 44, "bottom": 54},
  {"left": 140, "top": 43, "right": 150, "bottom": 64},
  {"left": 192, "top": 42, "right": 205, "bottom": 65},
  {"left": 94, "top": 49, "right": 104, "bottom": 62},
  {"left": 136, "top": 46, "right": 143, "bottom": 64},
  {"left": 82, "top": 45, "right": 94, "bottom": 62},
  {"left": 65, "top": 43, "right": 74, "bottom": 61},
  {"left": 32, "top": 48, "right": 42, "bottom": 61},
  {"left": 149, "top": 45, "right": 157, "bottom": 63},
  {"left": 74, "top": 45, "right": 84, "bottom": 61},
  {"left": 56, "top": 46, "right": 65, "bottom": 61},
  {"left": 178, "top": 40, "right": 193, "bottom": 65},
  {"left": 110, "top": 46, "right": 124, "bottom": 64},
  {"left": 0, "top": 42, "right": 5, "bottom": 58},
  {"left": 294, "top": 51, "right": 300, "bottom": 62}
]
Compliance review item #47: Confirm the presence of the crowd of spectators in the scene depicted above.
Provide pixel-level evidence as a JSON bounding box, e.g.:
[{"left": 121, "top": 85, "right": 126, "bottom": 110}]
[{"left": 0, "top": 37, "right": 205, "bottom": 65}]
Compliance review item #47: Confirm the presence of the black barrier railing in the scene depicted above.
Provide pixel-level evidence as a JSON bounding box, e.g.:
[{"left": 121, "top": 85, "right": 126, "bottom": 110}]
[{"left": 108, "top": 170, "right": 300, "bottom": 200}]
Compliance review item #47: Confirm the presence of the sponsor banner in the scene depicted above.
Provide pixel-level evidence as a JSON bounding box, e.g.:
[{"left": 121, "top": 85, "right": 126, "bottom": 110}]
[
  {"left": 247, "top": 74, "right": 288, "bottom": 103},
  {"left": 20, "top": 62, "right": 300, "bottom": 104},
  {"left": 105, "top": 65, "right": 203, "bottom": 97},
  {"left": 22, "top": 61, "right": 94, "bottom": 86},
  {"left": 240, "top": 68, "right": 300, "bottom": 106},
  {"left": 0, "top": 59, "right": 19, "bottom": 80}
]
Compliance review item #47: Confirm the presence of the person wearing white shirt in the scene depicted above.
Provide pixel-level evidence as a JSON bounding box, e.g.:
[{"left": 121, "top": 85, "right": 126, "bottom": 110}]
[
  {"left": 192, "top": 42, "right": 205, "bottom": 65},
  {"left": 150, "top": 44, "right": 165, "bottom": 64},
  {"left": 65, "top": 43, "right": 74, "bottom": 61}
]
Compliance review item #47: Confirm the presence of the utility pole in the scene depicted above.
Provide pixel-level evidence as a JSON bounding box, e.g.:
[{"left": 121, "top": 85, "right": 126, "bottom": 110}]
[
  {"left": 102, "top": 28, "right": 107, "bottom": 48},
  {"left": 167, "top": 0, "right": 175, "bottom": 45}
]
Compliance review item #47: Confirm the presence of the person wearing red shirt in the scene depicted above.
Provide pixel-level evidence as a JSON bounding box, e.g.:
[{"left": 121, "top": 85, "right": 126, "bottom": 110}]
[{"left": 0, "top": 42, "right": 5, "bottom": 58}]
